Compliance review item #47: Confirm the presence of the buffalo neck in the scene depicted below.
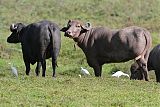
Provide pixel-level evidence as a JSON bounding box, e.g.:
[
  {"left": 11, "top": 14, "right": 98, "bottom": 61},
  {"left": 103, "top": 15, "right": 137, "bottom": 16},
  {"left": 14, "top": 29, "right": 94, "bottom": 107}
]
[
  {"left": 73, "top": 28, "right": 93, "bottom": 52},
  {"left": 18, "top": 28, "right": 26, "bottom": 43}
]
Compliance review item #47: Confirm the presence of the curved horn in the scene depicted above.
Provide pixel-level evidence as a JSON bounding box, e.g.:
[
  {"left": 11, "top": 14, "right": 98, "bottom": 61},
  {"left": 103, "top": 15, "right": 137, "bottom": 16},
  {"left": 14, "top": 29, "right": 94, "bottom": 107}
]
[{"left": 10, "top": 24, "right": 17, "bottom": 32}]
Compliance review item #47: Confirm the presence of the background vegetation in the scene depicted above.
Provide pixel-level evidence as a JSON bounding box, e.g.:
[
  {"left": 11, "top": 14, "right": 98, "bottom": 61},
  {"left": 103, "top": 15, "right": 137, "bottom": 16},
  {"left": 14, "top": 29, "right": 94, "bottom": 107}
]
[{"left": 1, "top": 0, "right": 160, "bottom": 106}]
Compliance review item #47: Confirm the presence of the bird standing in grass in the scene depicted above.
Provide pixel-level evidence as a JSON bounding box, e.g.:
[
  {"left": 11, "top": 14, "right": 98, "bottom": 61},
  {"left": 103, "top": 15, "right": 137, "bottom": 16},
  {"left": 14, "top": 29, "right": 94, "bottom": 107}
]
[
  {"left": 112, "top": 71, "right": 129, "bottom": 78},
  {"left": 9, "top": 63, "right": 18, "bottom": 77},
  {"left": 80, "top": 67, "right": 90, "bottom": 76}
]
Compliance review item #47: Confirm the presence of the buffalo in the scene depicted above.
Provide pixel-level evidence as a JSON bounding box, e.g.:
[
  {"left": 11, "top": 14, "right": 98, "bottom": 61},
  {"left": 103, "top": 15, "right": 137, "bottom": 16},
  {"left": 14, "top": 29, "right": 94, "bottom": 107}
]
[
  {"left": 61, "top": 20, "right": 152, "bottom": 81},
  {"left": 7, "top": 20, "right": 61, "bottom": 77},
  {"left": 131, "top": 44, "right": 160, "bottom": 82}
]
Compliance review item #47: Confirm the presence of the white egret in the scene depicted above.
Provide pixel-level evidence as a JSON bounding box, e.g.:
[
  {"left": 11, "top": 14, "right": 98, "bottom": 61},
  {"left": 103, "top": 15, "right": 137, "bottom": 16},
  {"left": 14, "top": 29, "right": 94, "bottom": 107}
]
[
  {"left": 80, "top": 67, "right": 90, "bottom": 75},
  {"left": 9, "top": 63, "right": 18, "bottom": 77},
  {"left": 112, "top": 71, "right": 129, "bottom": 78}
]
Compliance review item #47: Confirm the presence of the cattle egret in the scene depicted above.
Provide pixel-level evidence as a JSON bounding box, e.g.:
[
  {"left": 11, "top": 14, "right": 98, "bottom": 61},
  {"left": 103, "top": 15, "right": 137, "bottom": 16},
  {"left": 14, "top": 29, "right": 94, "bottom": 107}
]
[
  {"left": 112, "top": 71, "right": 129, "bottom": 78},
  {"left": 9, "top": 63, "right": 18, "bottom": 77},
  {"left": 11, "top": 66, "right": 18, "bottom": 77},
  {"left": 80, "top": 67, "right": 90, "bottom": 75}
]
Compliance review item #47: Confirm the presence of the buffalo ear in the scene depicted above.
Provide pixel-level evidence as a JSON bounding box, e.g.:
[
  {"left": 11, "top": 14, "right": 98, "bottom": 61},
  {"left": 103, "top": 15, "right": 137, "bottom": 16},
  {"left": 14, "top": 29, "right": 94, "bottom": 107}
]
[
  {"left": 68, "top": 20, "right": 71, "bottom": 24},
  {"left": 16, "top": 23, "right": 25, "bottom": 32},
  {"left": 10, "top": 24, "right": 17, "bottom": 32},
  {"left": 82, "top": 22, "right": 92, "bottom": 31},
  {"left": 60, "top": 20, "right": 71, "bottom": 32},
  {"left": 60, "top": 27, "right": 68, "bottom": 32}
]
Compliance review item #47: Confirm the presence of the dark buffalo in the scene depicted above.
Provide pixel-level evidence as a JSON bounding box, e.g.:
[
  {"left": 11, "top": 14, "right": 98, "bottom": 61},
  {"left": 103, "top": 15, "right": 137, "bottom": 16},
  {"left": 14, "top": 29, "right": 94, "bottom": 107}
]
[
  {"left": 7, "top": 20, "right": 61, "bottom": 77},
  {"left": 131, "top": 44, "right": 160, "bottom": 82},
  {"left": 61, "top": 20, "right": 152, "bottom": 81}
]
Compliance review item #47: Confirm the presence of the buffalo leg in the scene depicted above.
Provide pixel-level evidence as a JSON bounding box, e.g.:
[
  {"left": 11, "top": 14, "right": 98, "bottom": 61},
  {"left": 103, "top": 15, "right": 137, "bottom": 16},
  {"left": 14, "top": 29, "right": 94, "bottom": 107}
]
[
  {"left": 143, "top": 49, "right": 150, "bottom": 81},
  {"left": 24, "top": 61, "right": 30, "bottom": 75},
  {"left": 35, "top": 62, "right": 41, "bottom": 76},
  {"left": 87, "top": 58, "right": 102, "bottom": 77},
  {"left": 136, "top": 58, "right": 149, "bottom": 81},
  {"left": 51, "top": 49, "right": 58, "bottom": 77},
  {"left": 155, "top": 70, "right": 160, "bottom": 82},
  {"left": 52, "top": 59, "right": 56, "bottom": 77},
  {"left": 41, "top": 60, "right": 46, "bottom": 77},
  {"left": 138, "top": 69, "right": 144, "bottom": 80},
  {"left": 93, "top": 65, "right": 102, "bottom": 77}
]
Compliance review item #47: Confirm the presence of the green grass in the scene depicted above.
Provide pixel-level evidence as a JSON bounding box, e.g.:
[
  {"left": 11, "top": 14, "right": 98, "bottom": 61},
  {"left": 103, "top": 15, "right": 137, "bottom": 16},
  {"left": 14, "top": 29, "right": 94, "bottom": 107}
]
[
  {"left": 1, "top": 73, "right": 160, "bottom": 107},
  {"left": 1, "top": 0, "right": 160, "bottom": 106}
]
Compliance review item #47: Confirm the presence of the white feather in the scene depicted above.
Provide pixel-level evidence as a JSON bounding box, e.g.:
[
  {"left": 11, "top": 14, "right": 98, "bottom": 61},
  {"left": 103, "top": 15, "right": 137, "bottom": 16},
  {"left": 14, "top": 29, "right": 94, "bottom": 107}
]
[
  {"left": 112, "top": 71, "right": 129, "bottom": 78},
  {"left": 80, "top": 67, "right": 90, "bottom": 75}
]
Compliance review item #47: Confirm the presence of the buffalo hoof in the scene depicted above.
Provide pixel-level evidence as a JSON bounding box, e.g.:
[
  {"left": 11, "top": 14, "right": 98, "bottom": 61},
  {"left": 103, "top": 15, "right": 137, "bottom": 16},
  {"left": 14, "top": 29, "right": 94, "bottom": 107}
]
[
  {"left": 53, "top": 77, "right": 56, "bottom": 80},
  {"left": 26, "top": 73, "right": 29, "bottom": 75},
  {"left": 36, "top": 73, "right": 39, "bottom": 76}
]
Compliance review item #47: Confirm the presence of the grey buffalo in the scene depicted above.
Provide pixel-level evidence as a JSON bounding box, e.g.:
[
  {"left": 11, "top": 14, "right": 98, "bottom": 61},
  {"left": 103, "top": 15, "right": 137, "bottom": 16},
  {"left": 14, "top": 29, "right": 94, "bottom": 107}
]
[
  {"left": 7, "top": 20, "right": 61, "bottom": 77},
  {"left": 61, "top": 20, "right": 152, "bottom": 81},
  {"left": 131, "top": 44, "right": 160, "bottom": 82}
]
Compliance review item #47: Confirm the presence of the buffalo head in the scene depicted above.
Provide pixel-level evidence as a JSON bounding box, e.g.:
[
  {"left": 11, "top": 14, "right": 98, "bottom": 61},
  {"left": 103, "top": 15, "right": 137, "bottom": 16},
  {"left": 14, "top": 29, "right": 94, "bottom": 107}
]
[
  {"left": 7, "top": 23, "right": 25, "bottom": 43},
  {"left": 61, "top": 20, "right": 91, "bottom": 39},
  {"left": 130, "top": 63, "right": 144, "bottom": 80}
]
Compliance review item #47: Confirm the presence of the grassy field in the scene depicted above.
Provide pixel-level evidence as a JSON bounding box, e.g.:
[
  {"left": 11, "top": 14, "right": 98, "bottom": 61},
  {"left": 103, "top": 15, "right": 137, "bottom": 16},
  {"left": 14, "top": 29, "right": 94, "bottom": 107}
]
[{"left": 1, "top": 0, "right": 160, "bottom": 106}]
